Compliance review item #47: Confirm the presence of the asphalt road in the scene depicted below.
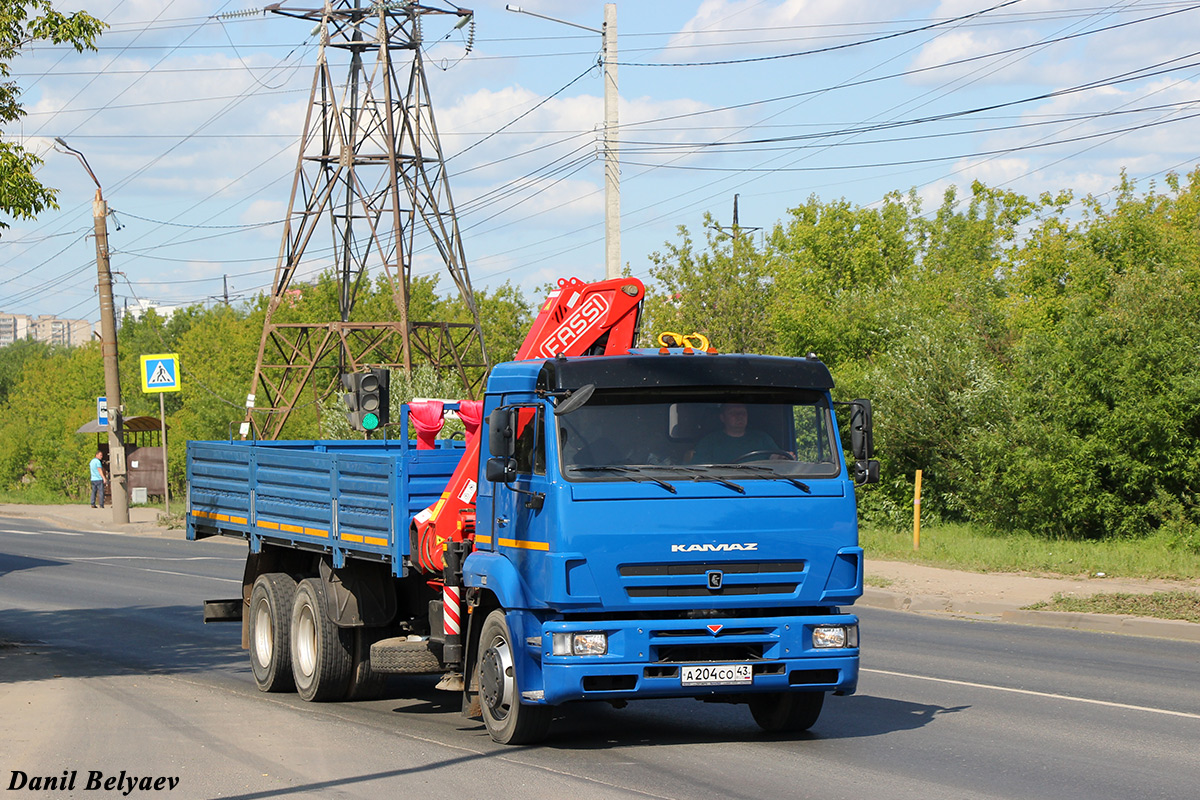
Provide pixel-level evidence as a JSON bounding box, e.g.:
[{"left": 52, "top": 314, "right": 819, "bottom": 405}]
[{"left": 2, "top": 515, "right": 1198, "bottom": 800}]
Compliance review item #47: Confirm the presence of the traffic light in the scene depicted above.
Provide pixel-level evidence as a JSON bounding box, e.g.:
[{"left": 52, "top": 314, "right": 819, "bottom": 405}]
[
  {"left": 340, "top": 369, "right": 390, "bottom": 432},
  {"left": 359, "top": 367, "right": 389, "bottom": 431}
]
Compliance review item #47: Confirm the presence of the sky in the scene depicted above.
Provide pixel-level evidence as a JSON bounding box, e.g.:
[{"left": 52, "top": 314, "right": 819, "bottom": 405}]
[{"left": 4, "top": 0, "right": 1200, "bottom": 326}]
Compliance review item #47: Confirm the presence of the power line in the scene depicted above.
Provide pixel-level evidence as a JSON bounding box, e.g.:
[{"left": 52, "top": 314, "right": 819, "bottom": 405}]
[{"left": 615, "top": 0, "right": 1025, "bottom": 68}]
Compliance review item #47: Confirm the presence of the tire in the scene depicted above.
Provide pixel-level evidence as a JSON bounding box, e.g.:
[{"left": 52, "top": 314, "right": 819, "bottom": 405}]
[
  {"left": 248, "top": 573, "right": 296, "bottom": 693},
  {"left": 476, "top": 610, "right": 551, "bottom": 745},
  {"left": 369, "top": 638, "right": 443, "bottom": 674},
  {"left": 290, "top": 578, "right": 354, "bottom": 702},
  {"left": 749, "top": 691, "right": 825, "bottom": 733},
  {"left": 345, "top": 627, "right": 388, "bottom": 701}
]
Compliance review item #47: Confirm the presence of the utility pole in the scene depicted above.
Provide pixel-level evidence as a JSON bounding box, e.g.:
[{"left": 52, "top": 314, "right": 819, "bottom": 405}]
[
  {"left": 56, "top": 138, "right": 129, "bottom": 523},
  {"left": 603, "top": 3, "right": 620, "bottom": 279},
  {"left": 507, "top": 3, "right": 621, "bottom": 279}
]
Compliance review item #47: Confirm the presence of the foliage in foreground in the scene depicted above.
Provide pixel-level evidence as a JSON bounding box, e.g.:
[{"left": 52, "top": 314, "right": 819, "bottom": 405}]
[{"left": 1, "top": 1, "right": 106, "bottom": 226}]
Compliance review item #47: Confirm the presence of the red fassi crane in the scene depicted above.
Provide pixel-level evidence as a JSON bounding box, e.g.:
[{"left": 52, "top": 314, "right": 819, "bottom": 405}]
[{"left": 411, "top": 276, "right": 645, "bottom": 574}]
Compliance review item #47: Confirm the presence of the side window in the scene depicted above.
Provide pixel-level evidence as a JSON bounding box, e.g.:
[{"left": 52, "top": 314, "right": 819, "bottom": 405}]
[
  {"left": 511, "top": 405, "right": 545, "bottom": 475},
  {"left": 793, "top": 404, "right": 831, "bottom": 462}
]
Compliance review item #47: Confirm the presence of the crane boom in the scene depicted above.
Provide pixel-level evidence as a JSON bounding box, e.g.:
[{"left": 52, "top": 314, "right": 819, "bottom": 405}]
[{"left": 412, "top": 277, "right": 645, "bottom": 573}]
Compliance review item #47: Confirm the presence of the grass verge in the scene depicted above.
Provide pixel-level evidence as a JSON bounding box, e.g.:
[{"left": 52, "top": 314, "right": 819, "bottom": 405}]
[
  {"left": 861, "top": 522, "right": 1200, "bottom": 582},
  {"left": 1025, "top": 591, "right": 1200, "bottom": 623}
]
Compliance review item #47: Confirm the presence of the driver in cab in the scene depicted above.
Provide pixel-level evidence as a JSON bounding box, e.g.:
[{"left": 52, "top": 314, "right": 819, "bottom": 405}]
[{"left": 691, "top": 402, "right": 782, "bottom": 464}]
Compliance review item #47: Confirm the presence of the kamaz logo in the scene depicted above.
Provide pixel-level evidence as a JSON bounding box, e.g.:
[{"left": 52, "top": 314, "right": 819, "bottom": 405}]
[{"left": 671, "top": 543, "right": 758, "bottom": 553}]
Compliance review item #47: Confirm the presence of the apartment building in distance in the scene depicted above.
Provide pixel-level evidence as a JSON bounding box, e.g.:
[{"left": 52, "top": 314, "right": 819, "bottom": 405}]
[{"left": 0, "top": 313, "right": 95, "bottom": 348}]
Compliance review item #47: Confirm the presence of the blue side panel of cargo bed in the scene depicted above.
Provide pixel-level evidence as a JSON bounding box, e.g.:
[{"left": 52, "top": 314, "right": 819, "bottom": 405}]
[{"left": 186, "top": 438, "right": 466, "bottom": 576}]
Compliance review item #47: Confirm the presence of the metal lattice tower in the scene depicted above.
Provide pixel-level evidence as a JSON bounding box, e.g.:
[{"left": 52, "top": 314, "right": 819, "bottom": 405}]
[{"left": 243, "top": 0, "right": 486, "bottom": 439}]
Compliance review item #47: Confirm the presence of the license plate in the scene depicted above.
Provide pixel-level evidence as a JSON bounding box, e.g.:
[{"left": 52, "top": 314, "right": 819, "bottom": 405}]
[{"left": 681, "top": 663, "right": 753, "bottom": 686}]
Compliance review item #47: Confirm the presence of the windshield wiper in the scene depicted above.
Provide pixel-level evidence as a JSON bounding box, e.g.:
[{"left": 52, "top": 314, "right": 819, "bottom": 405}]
[
  {"left": 570, "top": 466, "right": 678, "bottom": 494},
  {"left": 722, "top": 463, "right": 811, "bottom": 493},
  {"left": 675, "top": 466, "right": 746, "bottom": 494}
]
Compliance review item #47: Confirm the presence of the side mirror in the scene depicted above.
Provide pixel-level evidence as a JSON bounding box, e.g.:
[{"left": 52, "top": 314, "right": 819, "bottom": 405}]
[
  {"left": 487, "top": 408, "right": 515, "bottom": 458},
  {"left": 485, "top": 456, "right": 517, "bottom": 484},
  {"left": 553, "top": 383, "right": 595, "bottom": 417},
  {"left": 854, "top": 459, "right": 881, "bottom": 485},
  {"left": 849, "top": 399, "right": 874, "bottom": 461}
]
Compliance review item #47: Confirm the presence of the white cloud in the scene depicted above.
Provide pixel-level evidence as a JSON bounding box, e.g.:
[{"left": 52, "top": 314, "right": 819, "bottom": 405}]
[{"left": 670, "top": 0, "right": 927, "bottom": 55}]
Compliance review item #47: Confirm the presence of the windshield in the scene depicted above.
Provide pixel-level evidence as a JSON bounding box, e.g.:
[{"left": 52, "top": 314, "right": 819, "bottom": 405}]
[{"left": 557, "top": 388, "right": 841, "bottom": 483}]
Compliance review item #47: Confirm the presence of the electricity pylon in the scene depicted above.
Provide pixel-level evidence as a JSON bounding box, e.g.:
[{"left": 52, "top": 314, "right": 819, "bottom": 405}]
[{"left": 243, "top": 0, "right": 486, "bottom": 440}]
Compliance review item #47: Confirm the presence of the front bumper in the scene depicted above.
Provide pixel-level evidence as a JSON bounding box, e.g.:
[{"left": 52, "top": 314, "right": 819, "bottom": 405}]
[{"left": 528, "top": 612, "right": 859, "bottom": 706}]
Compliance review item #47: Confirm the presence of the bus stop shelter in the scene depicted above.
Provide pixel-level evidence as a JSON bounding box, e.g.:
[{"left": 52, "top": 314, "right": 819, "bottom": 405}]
[{"left": 76, "top": 415, "right": 168, "bottom": 499}]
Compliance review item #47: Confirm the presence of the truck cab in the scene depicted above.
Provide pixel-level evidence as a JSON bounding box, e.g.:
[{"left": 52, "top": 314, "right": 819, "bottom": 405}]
[{"left": 467, "top": 350, "right": 864, "bottom": 742}]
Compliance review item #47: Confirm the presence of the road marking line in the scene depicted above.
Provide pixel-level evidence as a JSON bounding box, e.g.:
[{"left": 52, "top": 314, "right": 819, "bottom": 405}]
[
  {"left": 0, "top": 528, "right": 83, "bottom": 536},
  {"left": 55, "top": 557, "right": 241, "bottom": 584},
  {"left": 62, "top": 556, "right": 242, "bottom": 562},
  {"left": 863, "top": 667, "right": 1200, "bottom": 720}
]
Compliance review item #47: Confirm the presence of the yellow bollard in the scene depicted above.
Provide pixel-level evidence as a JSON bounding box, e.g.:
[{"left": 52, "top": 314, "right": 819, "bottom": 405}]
[{"left": 913, "top": 470, "right": 923, "bottom": 551}]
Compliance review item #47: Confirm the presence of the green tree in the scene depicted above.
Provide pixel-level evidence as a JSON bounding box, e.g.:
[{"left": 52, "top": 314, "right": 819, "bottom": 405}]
[
  {"left": 0, "top": 341, "right": 105, "bottom": 496},
  {"left": 645, "top": 212, "right": 775, "bottom": 353},
  {"left": 1, "top": 1, "right": 105, "bottom": 226},
  {"left": 973, "top": 172, "right": 1200, "bottom": 540}
]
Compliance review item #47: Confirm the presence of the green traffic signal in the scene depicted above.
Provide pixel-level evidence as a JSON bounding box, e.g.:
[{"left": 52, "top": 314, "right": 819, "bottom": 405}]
[{"left": 340, "top": 368, "right": 389, "bottom": 433}]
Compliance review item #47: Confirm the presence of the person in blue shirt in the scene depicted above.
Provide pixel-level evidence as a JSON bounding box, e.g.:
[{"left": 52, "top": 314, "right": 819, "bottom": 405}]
[
  {"left": 691, "top": 403, "right": 780, "bottom": 464},
  {"left": 89, "top": 450, "right": 108, "bottom": 508}
]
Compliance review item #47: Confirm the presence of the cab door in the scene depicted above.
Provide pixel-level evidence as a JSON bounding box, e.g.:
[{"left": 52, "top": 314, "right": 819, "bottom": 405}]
[{"left": 490, "top": 404, "right": 549, "bottom": 550}]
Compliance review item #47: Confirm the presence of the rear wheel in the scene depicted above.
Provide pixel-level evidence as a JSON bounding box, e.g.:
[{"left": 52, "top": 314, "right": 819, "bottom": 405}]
[
  {"left": 749, "top": 691, "right": 825, "bottom": 733},
  {"left": 477, "top": 610, "right": 551, "bottom": 744},
  {"left": 290, "top": 578, "right": 353, "bottom": 702},
  {"left": 248, "top": 573, "right": 296, "bottom": 693}
]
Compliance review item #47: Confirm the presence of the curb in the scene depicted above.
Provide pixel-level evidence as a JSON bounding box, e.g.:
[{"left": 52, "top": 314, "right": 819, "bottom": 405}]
[
  {"left": 0, "top": 505, "right": 175, "bottom": 537},
  {"left": 860, "top": 587, "right": 1200, "bottom": 643}
]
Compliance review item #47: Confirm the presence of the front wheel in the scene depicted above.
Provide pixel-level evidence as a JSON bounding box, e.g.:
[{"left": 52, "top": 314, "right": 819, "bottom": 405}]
[
  {"left": 477, "top": 610, "right": 551, "bottom": 744},
  {"left": 749, "top": 691, "right": 825, "bottom": 733}
]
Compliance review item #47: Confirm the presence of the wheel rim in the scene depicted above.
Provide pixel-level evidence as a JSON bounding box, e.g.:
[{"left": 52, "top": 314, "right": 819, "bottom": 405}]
[
  {"left": 480, "top": 633, "right": 515, "bottom": 720},
  {"left": 296, "top": 603, "right": 317, "bottom": 678},
  {"left": 253, "top": 598, "right": 273, "bottom": 666}
]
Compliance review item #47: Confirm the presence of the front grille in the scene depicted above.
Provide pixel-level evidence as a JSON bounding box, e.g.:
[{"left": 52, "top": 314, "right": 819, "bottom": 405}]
[
  {"left": 627, "top": 584, "right": 797, "bottom": 597},
  {"left": 656, "top": 643, "right": 764, "bottom": 662},
  {"left": 654, "top": 627, "right": 768, "bottom": 638},
  {"left": 619, "top": 560, "right": 806, "bottom": 599},
  {"left": 619, "top": 561, "right": 804, "bottom": 576}
]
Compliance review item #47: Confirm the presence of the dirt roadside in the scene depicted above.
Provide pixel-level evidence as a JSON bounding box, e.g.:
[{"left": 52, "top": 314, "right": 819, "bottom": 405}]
[{"left": 4, "top": 503, "right": 1199, "bottom": 642}]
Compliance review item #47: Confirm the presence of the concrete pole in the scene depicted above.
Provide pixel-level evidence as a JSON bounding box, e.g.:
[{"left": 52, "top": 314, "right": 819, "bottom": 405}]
[
  {"left": 602, "top": 3, "right": 620, "bottom": 279},
  {"left": 93, "top": 190, "right": 129, "bottom": 523}
]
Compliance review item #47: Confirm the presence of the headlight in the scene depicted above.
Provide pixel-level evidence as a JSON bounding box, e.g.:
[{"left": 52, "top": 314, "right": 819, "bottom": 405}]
[
  {"left": 813, "top": 624, "right": 858, "bottom": 649},
  {"left": 552, "top": 632, "right": 608, "bottom": 656}
]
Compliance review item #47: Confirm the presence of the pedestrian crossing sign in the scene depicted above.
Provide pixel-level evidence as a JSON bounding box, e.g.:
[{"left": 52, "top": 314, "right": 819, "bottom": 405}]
[{"left": 140, "top": 353, "right": 181, "bottom": 393}]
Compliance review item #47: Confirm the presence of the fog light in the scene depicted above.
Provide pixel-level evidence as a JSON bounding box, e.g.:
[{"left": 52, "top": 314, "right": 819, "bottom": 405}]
[
  {"left": 813, "top": 624, "right": 857, "bottom": 649},
  {"left": 552, "top": 632, "right": 608, "bottom": 656}
]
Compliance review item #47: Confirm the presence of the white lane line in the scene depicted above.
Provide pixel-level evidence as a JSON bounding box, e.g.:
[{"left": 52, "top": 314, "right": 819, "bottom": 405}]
[
  {"left": 55, "top": 556, "right": 241, "bottom": 584},
  {"left": 63, "top": 556, "right": 242, "bottom": 562},
  {"left": 92, "top": 562, "right": 241, "bottom": 583},
  {"left": 863, "top": 667, "right": 1200, "bottom": 720},
  {"left": 0, "top": 528, "right": 83, "bottom": 536}
]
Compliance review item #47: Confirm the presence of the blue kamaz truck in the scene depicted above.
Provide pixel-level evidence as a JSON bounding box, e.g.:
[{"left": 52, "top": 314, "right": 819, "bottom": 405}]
[{"left": 188, "top": 280, "right": 877, "bottom": 744}]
